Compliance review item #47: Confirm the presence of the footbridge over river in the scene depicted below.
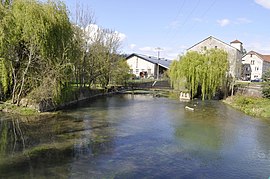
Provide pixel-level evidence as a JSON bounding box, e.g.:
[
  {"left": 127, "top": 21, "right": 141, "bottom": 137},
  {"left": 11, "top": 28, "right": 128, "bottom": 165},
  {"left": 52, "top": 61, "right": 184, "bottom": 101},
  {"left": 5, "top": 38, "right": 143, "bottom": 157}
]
[{"left": 128, "top": 80, "right": 172, "bottom": 90}]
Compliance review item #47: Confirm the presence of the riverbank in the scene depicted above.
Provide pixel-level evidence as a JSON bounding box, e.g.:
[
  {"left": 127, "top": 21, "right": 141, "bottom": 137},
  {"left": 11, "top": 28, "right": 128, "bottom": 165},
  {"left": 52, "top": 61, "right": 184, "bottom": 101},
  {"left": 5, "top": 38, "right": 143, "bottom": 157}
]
[
  {"left": 0, "top": 88, "right": 175, "bottom": 116},
  {"left": 223, "top": 95, "right": 270, "bottom": 118},
  {"left": 0, "top": 102, "right": 39, "bottom": 116}
]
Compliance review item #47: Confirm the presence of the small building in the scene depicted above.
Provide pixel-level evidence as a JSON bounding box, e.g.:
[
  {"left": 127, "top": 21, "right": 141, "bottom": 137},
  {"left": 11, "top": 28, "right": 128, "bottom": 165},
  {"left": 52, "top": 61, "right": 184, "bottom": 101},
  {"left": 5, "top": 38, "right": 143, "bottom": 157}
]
[
  {"left": 125, "top": 53, "right": 172, "bottom": 79},
  {"left": 242, "top": 51, "right": 270, "bottom": 81},
  {"left": 187, "top": 36, "right": 244, "bottom": 79}
]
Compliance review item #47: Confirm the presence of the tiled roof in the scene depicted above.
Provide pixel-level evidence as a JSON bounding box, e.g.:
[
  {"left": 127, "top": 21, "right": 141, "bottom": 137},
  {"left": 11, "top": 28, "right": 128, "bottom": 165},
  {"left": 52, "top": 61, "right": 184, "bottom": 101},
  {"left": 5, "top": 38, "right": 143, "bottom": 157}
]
[
  {"left": 246, "top": 51, "right": 270, "bottom": 63},
  {"left": 126, "top": 53, "right": 173, "bottom": 69},
  {"left": 230, "top": 39, "right": 242, "bottom": 44}
]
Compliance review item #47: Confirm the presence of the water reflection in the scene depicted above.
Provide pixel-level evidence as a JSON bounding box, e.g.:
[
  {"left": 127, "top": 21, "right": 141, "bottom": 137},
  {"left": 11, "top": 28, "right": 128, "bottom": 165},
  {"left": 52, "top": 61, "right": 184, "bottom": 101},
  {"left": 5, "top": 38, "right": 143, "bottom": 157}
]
[{"left": 0, "top": 94, "right": 270, "bottom": 178}]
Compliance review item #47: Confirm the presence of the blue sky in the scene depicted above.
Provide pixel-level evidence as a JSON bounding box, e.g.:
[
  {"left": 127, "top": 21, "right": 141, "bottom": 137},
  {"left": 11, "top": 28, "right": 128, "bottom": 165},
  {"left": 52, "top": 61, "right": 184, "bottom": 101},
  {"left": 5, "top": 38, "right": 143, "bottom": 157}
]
[{"left": 64, "top": 0, "right": 270, "bottom": 59}]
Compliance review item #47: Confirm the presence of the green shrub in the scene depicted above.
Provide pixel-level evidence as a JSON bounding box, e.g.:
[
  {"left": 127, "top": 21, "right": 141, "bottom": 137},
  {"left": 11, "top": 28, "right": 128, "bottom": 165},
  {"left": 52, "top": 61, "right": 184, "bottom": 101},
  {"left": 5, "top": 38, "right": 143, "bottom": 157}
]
[
  {"left": 235, "top": 96, "right": 255, "bottom": 107},
  {"left": 262, "top": 70, "right": 270, "bottom": 98}
]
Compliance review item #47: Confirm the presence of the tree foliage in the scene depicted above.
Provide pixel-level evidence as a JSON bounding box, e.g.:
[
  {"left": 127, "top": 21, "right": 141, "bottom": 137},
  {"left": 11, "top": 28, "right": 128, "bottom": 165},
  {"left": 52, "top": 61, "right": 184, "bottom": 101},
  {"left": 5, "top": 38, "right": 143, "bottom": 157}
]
[
  {"left": 0, "top": 0, "right": 75, "bottom": 105},
  {"left": 169, "top": 49, "right": 229, "bottom": 100},
  {"left": 0, "top": 0, "right": 128, "bottom": 105}
]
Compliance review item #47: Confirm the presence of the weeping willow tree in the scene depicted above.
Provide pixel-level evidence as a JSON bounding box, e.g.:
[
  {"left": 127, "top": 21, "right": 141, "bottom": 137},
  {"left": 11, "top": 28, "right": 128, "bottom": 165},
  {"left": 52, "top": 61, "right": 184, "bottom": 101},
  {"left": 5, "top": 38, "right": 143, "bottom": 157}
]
[
  {"left": 169, "top": 49, "right": 229, "bottom": 100},
  {"left": 0, "top": 58, "right": 10, "bottom": 98},
  {"left": 0, "top": 0, "right": 75, "bottom": 105}
]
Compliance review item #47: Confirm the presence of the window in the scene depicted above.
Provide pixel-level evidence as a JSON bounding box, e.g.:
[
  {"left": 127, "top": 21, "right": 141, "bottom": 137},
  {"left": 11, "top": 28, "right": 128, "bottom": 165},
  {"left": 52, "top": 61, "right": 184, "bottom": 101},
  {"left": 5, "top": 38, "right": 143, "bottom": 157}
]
[
  {"left": 147, "top": 69, "right": 151, "bottom": 75},
  {"left": 136, "top": 58, "right": 138, "bottom": 68},
  {"left": 215, "top": 46, "right": 218, "bottom": 49},
  {"left": 251, "top": 60, "right": 255, "bottom": 65},
  {"left": 204, "top": 46, "right": 207, "bottom": 50},
  {"left": 250, "top": 54, "right": 253, "bottom": 57},
  {"left": 136, "top": 69, "right": 139, "bottom": 74}
]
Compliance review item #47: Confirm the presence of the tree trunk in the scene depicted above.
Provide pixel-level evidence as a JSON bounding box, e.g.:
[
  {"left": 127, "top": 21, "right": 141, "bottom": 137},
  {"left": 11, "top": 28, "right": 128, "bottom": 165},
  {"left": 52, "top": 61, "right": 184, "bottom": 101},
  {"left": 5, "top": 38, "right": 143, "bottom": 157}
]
[
  {"left": 11, "top": 65, "right": 17, "bottom": 104},
  {"left": 16, "top": 48, "right": 33, "bottom": 106}
]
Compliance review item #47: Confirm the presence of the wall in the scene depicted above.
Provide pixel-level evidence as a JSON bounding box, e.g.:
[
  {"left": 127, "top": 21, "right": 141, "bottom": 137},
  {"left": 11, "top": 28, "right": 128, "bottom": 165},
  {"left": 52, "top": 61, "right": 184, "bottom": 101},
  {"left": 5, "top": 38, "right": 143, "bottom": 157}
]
[
  {"left": 242, "top": 54, "right": 263, "bottom": 80},
  {"left": 236, "top": 85, "right": 262, "bottom": 98},
  {"left": 188, "top": 37, "right": 242, "bottom": 78},
  {"left": 21, "top": 88, "right": 109, "bottom": 112},
  {"left": 126, "top": 56, "right": 155, "bottom": 77}
]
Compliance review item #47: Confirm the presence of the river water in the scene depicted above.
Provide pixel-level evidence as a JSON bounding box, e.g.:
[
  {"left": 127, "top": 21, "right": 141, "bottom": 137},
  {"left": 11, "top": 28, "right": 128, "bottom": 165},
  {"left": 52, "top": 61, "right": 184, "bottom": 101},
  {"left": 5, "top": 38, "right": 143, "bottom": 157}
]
[{"left": 0, "top": 94, "right": 270, "bottom": 178}]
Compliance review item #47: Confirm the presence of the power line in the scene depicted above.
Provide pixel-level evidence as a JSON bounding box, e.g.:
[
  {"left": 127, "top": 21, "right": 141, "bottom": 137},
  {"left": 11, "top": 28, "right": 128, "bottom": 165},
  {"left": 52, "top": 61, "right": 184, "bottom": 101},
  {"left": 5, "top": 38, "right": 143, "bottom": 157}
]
[
  {"left": 165, "top": 0, "right": 201, "bottom": 46},
  {"left": 165, "top": 0, "right": 218, "bottom": 54}
]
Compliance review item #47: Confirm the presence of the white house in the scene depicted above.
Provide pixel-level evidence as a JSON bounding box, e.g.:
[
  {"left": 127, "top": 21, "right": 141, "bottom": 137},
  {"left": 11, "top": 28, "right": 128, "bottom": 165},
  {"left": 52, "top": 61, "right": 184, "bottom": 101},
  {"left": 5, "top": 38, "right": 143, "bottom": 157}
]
[
  {"left": 242, "top": 51, "right": 270, "bottom": 81},
  {"left": 125, "top": 53, "right": 172, "bottom": 79},
  {"left": 187, "top": 36, "right": 244, "bottom": 79}
]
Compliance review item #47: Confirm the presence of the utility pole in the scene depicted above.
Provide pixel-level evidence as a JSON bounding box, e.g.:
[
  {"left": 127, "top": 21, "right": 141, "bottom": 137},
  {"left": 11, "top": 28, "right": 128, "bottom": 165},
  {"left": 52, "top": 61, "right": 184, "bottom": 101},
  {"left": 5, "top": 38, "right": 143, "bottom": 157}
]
[{"left": 155, "top": 47, "right": 163, "bottom": 80}]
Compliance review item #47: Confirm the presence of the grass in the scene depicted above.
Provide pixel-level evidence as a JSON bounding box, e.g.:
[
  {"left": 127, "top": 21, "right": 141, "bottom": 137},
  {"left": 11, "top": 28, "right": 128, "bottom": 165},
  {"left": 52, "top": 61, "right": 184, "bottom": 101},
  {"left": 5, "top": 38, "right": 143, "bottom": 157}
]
[
  {"left": 0, "top": 102, "right": 39, "bottom": 116},
  {"left": 223, "top": 95, "right": 270, "bottom": 118}
]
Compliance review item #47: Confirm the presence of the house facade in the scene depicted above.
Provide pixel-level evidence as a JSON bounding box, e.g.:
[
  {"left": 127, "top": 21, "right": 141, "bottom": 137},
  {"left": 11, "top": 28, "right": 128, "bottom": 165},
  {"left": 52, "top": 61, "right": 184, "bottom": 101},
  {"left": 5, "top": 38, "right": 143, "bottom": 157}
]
[
  {"left": 125, "top": 53, "right": 172, "bottom": 79},
  {"left": 187, "top": 36, "right": 243, "bottom": 79},
  {"left": 242, "top": 51, "right": 270, "bottom": 81}
]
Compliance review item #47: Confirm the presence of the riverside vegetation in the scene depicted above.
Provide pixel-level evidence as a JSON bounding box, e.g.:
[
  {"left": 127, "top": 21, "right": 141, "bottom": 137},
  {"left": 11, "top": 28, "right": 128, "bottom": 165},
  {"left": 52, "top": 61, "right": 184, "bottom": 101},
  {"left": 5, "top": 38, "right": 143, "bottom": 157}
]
[
  {"left": 0, "top": 0, "right": 131, "bottom": 112},
  {"left": 224, "top": 95, "right": 270, "bottom": 118},
  {"left": 168, "top": 49, "right": 270, "bottom": 119},
  {"left": 224, "top": 70, "right": 270, "bottom": 118},
  {"left": 169, "top": 49, "right": 231, "bottom": 100},
  {"left": 0, "top": 1, "right": 269, "bottom": 119}
]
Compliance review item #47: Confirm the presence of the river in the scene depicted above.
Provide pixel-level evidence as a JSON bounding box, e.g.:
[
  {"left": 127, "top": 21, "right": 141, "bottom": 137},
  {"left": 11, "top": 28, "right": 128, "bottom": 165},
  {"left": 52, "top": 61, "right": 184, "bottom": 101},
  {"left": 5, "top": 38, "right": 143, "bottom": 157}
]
[{"left": 0, "top": 94, "right": 270, "bottom": 178}]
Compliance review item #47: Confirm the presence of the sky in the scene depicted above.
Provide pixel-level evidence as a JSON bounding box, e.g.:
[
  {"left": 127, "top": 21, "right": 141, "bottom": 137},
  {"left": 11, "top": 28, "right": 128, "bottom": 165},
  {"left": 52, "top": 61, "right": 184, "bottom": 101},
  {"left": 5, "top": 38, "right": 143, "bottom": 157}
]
[{"left": 64, "top": 0, "right": 270, "bottom": 60}]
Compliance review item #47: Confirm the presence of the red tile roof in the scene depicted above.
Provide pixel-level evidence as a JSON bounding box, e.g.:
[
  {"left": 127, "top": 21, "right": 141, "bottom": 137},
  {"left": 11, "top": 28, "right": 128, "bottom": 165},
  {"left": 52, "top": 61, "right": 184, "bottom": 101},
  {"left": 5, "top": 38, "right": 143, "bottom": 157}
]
[
  {"left": 247, "top": 51, "right": 270, "bottom": 63},
  {"left": 230, "top": 39, "right": 242, "bottom": 44}
]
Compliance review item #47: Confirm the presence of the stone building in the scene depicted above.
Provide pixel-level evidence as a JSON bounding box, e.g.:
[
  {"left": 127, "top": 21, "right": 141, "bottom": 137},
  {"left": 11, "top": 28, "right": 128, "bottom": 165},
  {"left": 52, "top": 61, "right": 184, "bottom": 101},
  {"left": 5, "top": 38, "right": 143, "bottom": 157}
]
[{"left": 187, "top": 36, "right": 244, "bottom": 79}]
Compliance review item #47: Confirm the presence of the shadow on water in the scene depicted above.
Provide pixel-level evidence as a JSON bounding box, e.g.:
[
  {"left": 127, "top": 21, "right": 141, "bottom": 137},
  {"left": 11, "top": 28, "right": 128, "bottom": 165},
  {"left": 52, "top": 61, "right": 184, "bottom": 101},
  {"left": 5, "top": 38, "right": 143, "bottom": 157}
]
[{"left": 0, "top": 94, "right": 270, "bottom": 178}]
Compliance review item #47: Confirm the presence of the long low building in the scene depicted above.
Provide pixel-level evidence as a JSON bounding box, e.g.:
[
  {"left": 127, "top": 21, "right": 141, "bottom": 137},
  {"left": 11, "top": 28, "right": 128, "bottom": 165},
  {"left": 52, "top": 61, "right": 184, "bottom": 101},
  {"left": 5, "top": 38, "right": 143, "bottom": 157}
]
[{"left": 126, "top": 53, "right": 172, "bottom": 79}]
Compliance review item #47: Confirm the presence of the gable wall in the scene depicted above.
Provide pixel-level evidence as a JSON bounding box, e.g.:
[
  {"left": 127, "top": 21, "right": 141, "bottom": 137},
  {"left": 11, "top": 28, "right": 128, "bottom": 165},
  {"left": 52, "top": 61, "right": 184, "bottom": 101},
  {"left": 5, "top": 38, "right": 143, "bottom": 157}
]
[
  {"left": 188, "top": 37, "right": 242, "bottom": 78},
  {"left": 126, "top": 56, "right": 156, "bottom": 77},
  {"left": 242, "top": 54, "right": 263, "bottom": 80}
]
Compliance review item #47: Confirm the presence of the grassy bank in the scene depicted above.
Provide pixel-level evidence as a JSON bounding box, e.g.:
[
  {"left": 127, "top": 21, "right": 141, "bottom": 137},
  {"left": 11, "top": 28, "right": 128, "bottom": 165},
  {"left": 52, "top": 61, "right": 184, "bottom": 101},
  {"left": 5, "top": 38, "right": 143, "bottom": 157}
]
[
  {"left": 0, "top": 102, "right": 39, "bottom": 116},
  {"left": 223, "top": 95, "right": 270, "bottom": 118}
]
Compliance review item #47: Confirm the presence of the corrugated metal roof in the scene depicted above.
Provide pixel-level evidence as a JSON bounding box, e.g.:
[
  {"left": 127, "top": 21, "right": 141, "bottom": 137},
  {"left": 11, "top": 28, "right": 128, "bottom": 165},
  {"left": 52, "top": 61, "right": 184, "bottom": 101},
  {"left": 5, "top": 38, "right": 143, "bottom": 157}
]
[{"left": 126, "top": 53, "right": 172, "bottom": 69}]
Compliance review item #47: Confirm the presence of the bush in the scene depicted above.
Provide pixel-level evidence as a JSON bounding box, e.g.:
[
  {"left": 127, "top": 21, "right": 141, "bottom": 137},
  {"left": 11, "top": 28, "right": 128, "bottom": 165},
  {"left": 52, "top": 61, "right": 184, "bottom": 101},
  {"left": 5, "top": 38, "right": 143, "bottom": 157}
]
[
  {"left": 235, "top": 96, "right": 255, "bottom": 107},
  {"left": 262, "top": 84, "right": 270, "bottom": 98},
  {"left": 262, "top": 70, "right": 270, "bottom": 98}
]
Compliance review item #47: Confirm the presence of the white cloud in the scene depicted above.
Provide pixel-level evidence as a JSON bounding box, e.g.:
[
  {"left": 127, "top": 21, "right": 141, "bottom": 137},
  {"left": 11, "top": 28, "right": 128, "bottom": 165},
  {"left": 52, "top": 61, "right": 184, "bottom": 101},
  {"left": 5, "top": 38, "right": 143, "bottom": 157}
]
[
  {"left": 84, "top": 24, "right": 126, "bottom": 44},
  {"left": 115, "top": 31, "right": 126, "bottom": 42},
  {"left": 217, "top": 19, "right": 230, "bottom": 27},
  {"left": 139, "top": 46, "right": 154, "bottom": 52},
  {"left": 129, "top": 44, "right": 136, "bottom": 49},
  {"left": 255, "top": 0, "right": 270, "bottom": 9},
  {"left": 235, "top": 18, "right": 252, "bottom": 24},
  {"left": 217, "top": 18, "right": 252, "bottom": 27}
]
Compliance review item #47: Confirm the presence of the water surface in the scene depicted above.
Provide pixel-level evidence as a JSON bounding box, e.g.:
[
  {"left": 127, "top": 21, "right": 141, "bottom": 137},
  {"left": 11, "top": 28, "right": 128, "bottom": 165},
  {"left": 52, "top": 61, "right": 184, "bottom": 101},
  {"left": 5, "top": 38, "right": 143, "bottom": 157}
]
[{"left": 0, "top": 94, "right": 270, "bottom": 178}]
